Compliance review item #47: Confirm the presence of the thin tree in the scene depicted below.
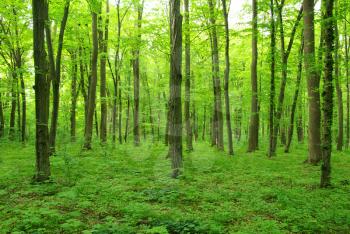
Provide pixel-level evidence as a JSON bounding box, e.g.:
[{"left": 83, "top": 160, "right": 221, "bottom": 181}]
[
  {"left": 169, "top": 0, "right": 183, "bottom": 178},
  {"left": 32, "top": 0, "right": 51, "bottom": 181},
  {"left": 335, "top": 0, "right": 343, "bottom": 151},
  {"left": 248, "top": 0, "right": 259, "bottom": 152},
  {"left": 99, "top": 0, "right": 109, "bottom": 144},
  {"left": 285, "top": 38, "right": 304, "bottom": 153},
  {"left": 184, "top": 0, "right": 193, "bottom": 151},
  {"left": 83, "top": 4, "right": 99, "bottom": 150},
  {"left": 271, "top": 1, "right": 303, "bottom": 154},
  {"left": 222, "top": 0, "right": 233, "bottom": 155},
  {"left": 208, "top": 0, "right": 224, "bottom": 150},
  {"left": 320, "top": 0, "right": 335, "bottom": 188},
  {"left": 48, "top": 1, "right": 70, "bottom": 153},
  {"left": 268, "top": 0, "right": 276, "bottom": 157},
  {"left": 133, "top": 0, "right": 144, "bottom": 146}
]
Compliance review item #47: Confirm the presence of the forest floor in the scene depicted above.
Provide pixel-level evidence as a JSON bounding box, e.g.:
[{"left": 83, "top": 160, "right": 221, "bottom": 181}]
[{"left": 1, "top": 140, "right": 350, "bottom": 233}]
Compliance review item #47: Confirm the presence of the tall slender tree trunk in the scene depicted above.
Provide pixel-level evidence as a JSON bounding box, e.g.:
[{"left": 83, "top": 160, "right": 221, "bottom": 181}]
[
  {"left": 222, "top": 0, "right": 233, "bottom": 155},
  {"left": 0, "top": 93, "right": 4, "bottom": 138},
  {"left": 303, "top": 0, "right": 322, "bottom": 164},
  {"left": 184, "top": 0, "right": 193, "bottom": 151},
  {"left": 271, "top": 3, "right": 303, "bottom": 154},
  {"left": 208, "top": 0, "right": 224, "bottom": 150},
  {"left": 49, "top": 2, "right": 70, "bottom": 153},
  {"left": 70, "top": 52, "right": 78, "bottom": 142},
  {"left": 345, "top": 21, "right": 350, "bottom": 149},
  {"left": 268, "top": 0, "right": 276, "bottom": 157},
  {"left": 83, "top": 10, "right": 99, "bottom": 150},
  {"left": 118, "top": 74, "right": 123, "bottom": 144},
  {"left": 248, "top": 0, "right": 259, "bottom": 152},
  {"left": 19, "top": 61, "right": 26, "bottom": 143},
  {"left": 169, "top": 0, "right": 183, "bottom": 178},
  {"left": 285, "top": 40, "right": 304, "bottom": 153},
  {"left": 320, "top": 0, "right": 335, "bottom": 188},
  {"left": 335, "top": 5, "right": 343, "bottom": 151},
  {"left": 32, "top": 0, "right": 51, "bottom": 182},
  {"left": 100, "top": 0, "right": 109, "bottom": 144},
  {"left": 133, "top": 1, "right": 144, "bottom": 146},
  {"left": 9, "top": 72, "right": 17, "bottom": 141}
]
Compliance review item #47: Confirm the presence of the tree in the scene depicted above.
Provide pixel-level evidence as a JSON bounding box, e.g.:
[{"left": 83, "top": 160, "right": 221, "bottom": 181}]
[
  {"left": 270, "top": 1, "right": 303, "bottom": 155},
  {"left": 169, "top": 0, "right": 183, "bottom": 178},
  {"left": 285, "top": 38, "right": 304, "bottom": 153},
  {"left": 303, "top": 0, "right": 322, "bottom": 164},
  {"left": 32, "top": 0, "right": 51, "bottom": 182},
  {"left": 83, "top": 2, "right": 99, "bottom": 150},
  {"left": 132, "top": 0, "right": 144, "bottom": 147},
  {"left": 335, "top": 1, "right": 343, "bottom": 151},
  {"left": 48, "top": 0, "right": 71, "bottom": 153},
  {"left": 208, "top": 0, "right": 224, "bottom": 150},
  {"left": 222, "top": 0, "right": 233, "bottom": 155},
  {"left": 248, "top": 0, "right": 259, "bottom": 152},
  {"left": 184, "top": 0, "right": 193, "bottom": 152},
  {"left": 99, "top": 0, "right": 109, "bottom": 144},
  {"left": 320, "top": 0, "right": 334, "bottom": 188},
  {"left": 268, "top": 0, "right": 276, "bottom": 157}
]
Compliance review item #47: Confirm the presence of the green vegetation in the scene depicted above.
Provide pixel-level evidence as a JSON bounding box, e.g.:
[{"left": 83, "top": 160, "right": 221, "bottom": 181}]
[{"left": 1, "top": 141, "right": 350, "bottom": 233}]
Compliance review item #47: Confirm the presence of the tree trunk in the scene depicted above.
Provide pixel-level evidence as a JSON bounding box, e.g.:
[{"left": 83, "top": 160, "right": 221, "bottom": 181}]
[
  {"left": 99, "top": 0, "right": 109, "bottom": 144},
  {"left": 70, "top": 52, "right": 78, "bottom": 142},
  {"left": 345, "top": 21, "right": 350, "bottom": 149},
  {"left": 49, "top": 2, "right": 70, "bottom": 153},
  {"left": 208, "top": 0, "right": 224, "bottom": 150},
  {"left": 184, "top": 0, "right": 193, "bottom": 151},
  {"left": 169, "top": 0, "right": 183, "bottom": 178},
  {"left": 32, "top": 0, "right": 51, "bottom": 181},
  {"left": 271, "top": 3, "right": 303, "bottom": 154},
  {"left": 268, "top": 0, "right": 276, "bottom": 157},
  {"left": 303, "top": 0, "right": 322, "bottom": 164},
  {"left": 19, "top": 61, "right": 26, "bottom": 143},
  {"left": 9, "top": 72, "right": 17, "bottom": 141},
  {"left": 118, "top": 74, "right": 123, "bottom": 144},
  {"left": 285, "top": 40, "right": 304, "bottom": 153},
  {"left": 222, "top": 0, "right": 233, "bottom": 155},
  {"left": 83, "top": 10, "right": 99, "bottom": 150},
  {"left": 335, "top": 7, "right": 343, "bottom": 151},
  {"left": 320, "top": 0, "right": 334, "bottom": 188},
  {"left": 0, "top": 93, "right": 4, "bottom": 138},
  {"left": 133, "top": 1, "right": 144, "bottom": 146},
  {"left": 248, "top": 0, "right": 259, "bottom": 152}
]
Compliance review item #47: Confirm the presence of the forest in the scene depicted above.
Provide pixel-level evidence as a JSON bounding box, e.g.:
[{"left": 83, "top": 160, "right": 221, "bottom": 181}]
[{"left": 1, "top": 0, "right": 350, "bottom": 233}]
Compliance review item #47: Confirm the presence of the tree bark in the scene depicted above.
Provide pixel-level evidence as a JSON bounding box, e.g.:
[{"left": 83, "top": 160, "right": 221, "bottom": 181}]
[
  {"left": 222, "top": 0, "right": 233, "bottom": 155},
  {"left": 303, "top": 0, "right": 322, "bottom": 164},
  {"left": 169, "top": 0, "right": 183, "bottom": 178},
  {"left": 83, "top": 9, "right": 99, "bottom": 150},
  {"left": 208, "top": 0, "right": 224, "bottom": 150},
  {"left": 32, "top": 0, "right": 51, "bottom": 182},
  {"left": 320, "top": 0, "right": 334, "bottom": 188},
  {"left": 248, "top": 0, "right": 259, "bottom": 152}
]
